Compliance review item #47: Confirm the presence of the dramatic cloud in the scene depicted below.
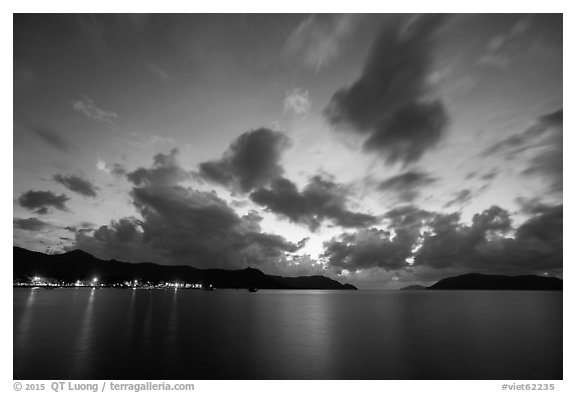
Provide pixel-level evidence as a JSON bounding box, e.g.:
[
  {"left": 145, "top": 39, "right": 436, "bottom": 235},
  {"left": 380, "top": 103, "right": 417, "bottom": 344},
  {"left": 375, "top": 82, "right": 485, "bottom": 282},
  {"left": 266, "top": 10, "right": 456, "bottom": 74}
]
[
  {"left": 484, "top": 109, "right": 562, "bottom": 194},
  {"left": 74, "top": 150, "right": 304, "bottom": 270},
  {"left": 378, "top": 170, "right": 438, "bottom": 201},
  {"left": 251, "top": 175, "right": 378, "bottom": 231},
  {"left": 285, "top": 14, "right": 358, "bottom": 71},
  {"left": 325, "top": 15, "right": 449, "bottom": 165},
  {"left": 323, "top": 228, "right": 413, "bottom": 273},
  {"left": 14, "top": 217, "right": 51, "bottom": 231},
  {"left": 477, "top": 17, "right": 531, "bottom": 68},
  {"left": 29, "top": 126, "right": 71, "bottom": 152},
  {"left": 323, "top": 203, "right": 561, "bottom": 279},
  {"left": 415, "top": 204, "right": 561, "bottom": 275},
  {"left": 54, "top": 174, "right": 98, "bottom": 197},
  {"left": 127, "top": 149, "right": 189, "bottom": 186},
  {"left": 199, "top": 128, "right": 290, "bottom": 193},
  {"left": 284, "top": 88, "right": 311, "bottom": 116},
  {"left": 72, "top": 95, "right": 118, "bottom": 127},
  {"left": 18, "top": 190, "right": 70, "bottom": 214},
  {"left": 415, "top": 206, "right": 512, "bottom": 269}
]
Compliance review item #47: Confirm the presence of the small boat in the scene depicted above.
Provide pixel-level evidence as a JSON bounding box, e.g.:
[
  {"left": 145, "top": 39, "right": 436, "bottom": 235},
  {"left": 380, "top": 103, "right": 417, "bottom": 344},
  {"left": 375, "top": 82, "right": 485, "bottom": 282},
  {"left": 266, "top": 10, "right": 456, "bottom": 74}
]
[{"left": 248, "top": 287, "right": 259, "bottom": 292}]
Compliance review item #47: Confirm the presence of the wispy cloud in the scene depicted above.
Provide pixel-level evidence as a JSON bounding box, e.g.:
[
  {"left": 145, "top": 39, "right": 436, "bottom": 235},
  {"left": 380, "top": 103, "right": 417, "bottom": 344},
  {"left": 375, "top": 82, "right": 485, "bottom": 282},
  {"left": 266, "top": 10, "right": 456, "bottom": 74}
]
[
  {"left": 54, "top": 174, "right": 98, "bottom": 197},
  {"left": 284, "top": 88, "right": 311, "bottom": 116},
  {"left": 14, "top": 217, "right": 52, "bottom": 232},
  {"left": 72, "top": 95, "right": 118, "bottom": 127},
  {"left": 146, "top": 63, "right": 170, "bottom": 81},
  {"left": 443, "top": 189, "right": 473, "bottom": 208},
  {"left": 477, "top": 17, "right": 531, "bottom": 68},
  {"left": 76, "top": 14, "right": 108, "bottom": 51},
  {"left": 129, "top": 132, "right": 176, "bottom": 148},
  {"left": 29, "top": 126, "right": 72, "bottom": 152},
  {"left": 483, "top": 109, "right": 562, "bottom": 195},
  {"left": 76, "top": 14, "right": 151, "bottom": 51},
  {"left": 14, "top": 65, "right": 36, "bottom": 90},
  {"left": 285, "top": 14, "right": 359, "bottom": 71},
  {"left": 378, "top": 170, "right": 438, "bottom": 202}
]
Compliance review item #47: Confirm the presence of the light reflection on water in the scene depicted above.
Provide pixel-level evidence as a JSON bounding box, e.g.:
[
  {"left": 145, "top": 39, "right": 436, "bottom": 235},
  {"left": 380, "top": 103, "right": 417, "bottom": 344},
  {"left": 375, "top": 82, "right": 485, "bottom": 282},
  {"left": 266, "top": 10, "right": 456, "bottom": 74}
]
[
  {"left": 72, "top": 288, "right": 96, "bottom": 377},
  {"left": 13, "top": 289, "right": 562, "bottom": 380}
]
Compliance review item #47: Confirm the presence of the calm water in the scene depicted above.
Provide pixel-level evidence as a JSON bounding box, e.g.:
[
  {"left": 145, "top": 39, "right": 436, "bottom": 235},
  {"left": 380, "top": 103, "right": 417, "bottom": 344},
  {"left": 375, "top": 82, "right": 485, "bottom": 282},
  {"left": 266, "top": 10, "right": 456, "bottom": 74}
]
[{"left": 13, "top": 288, "right": 562, "bottom": 380}]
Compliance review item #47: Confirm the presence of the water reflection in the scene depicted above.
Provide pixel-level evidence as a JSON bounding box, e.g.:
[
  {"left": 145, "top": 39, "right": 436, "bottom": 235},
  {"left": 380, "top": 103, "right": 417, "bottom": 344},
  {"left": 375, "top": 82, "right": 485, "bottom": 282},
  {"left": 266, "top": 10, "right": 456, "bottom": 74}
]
[
  {"left": 72, "top": 288, "right": 96, "bottom": 377},
  {"left": 273, "top": 291, "right": 335, "bottom": 378},
  {"left": 14, "top": 288, "right": 38, "bottom": 359},
  {"left": 13, "top": 289, "right": 562, "bottom": 380}
]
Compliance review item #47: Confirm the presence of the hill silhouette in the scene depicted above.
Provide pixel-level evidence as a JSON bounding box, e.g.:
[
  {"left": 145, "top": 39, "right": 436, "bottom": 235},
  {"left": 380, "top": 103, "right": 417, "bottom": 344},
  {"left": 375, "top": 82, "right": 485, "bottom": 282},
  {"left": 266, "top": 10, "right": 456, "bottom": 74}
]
[
  {"left": 13, "top": 247, "right": 356, "bottom": 290},
  {"left": 428, "top": 273, "right": 562, "bottom": 291},
  {"left": 400, "top": 285, "right": 428, "bottom": 291}
]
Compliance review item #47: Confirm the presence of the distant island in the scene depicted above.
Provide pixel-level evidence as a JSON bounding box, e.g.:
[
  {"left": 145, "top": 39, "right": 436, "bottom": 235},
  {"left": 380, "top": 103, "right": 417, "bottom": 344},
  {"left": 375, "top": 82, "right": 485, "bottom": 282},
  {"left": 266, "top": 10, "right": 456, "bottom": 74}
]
[
  {"left": 400, "top": 285, "right": 428, "bottom": 291},
  {"left": 400, "top": 273, "right": 562, "bottom": 291},
  {"left": 12, "top": 246, "right": 356, "bottom": 290}
]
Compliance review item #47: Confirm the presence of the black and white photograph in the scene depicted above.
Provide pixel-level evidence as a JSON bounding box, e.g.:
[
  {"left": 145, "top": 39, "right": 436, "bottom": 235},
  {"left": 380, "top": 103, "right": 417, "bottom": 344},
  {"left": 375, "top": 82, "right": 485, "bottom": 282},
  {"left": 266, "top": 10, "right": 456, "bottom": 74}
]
[{"left": 10, "top": 8, "right": 568, "bottom": 387}]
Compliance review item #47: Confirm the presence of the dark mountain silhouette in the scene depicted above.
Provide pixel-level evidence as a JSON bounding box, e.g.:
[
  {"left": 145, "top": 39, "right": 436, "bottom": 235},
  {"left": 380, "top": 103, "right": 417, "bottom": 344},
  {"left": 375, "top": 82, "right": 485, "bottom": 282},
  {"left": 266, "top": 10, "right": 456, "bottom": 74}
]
[
  {"left": 428, "top": 273, "right": 562, "bottom": 291},
  {"left": 400, "top": 285, "right": 428, "bottom": 290},
  {"left": 12, "top": 246, "right": 356, "bottom": 290}
]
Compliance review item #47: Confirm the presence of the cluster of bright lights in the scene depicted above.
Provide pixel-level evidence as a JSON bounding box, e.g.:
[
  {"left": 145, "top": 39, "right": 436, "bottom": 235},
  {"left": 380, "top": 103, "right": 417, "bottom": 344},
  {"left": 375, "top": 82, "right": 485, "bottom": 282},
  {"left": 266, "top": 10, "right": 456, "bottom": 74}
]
[
  {"left": 18, "top": 277, "right": 210, "bottom": 289},
  {"left": 167, "top": 282, "right": 203, "bottom": 289}
]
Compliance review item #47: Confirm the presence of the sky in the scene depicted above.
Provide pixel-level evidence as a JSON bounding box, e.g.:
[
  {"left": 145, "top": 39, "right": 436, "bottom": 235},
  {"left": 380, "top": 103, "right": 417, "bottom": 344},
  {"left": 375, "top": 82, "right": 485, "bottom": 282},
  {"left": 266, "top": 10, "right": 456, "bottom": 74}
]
[{"left": 13, "top": 13, "right": 563, "bottom": 289}]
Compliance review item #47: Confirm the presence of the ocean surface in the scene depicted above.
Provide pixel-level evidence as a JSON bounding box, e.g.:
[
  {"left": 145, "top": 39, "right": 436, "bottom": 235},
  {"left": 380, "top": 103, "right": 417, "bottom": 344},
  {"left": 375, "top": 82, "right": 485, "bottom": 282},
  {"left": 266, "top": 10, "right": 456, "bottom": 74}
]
[{"left": 13, "top": 288, "right": 562, "bottom": 380}]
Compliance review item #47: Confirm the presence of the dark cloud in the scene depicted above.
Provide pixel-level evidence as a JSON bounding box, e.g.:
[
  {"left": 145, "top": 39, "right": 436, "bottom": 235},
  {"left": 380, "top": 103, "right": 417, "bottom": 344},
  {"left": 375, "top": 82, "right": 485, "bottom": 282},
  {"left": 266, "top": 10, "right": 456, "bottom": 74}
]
[
  {"left": 413, "top": 204, "right": 562, "bottom": 276},
  {"left": 54, "top": 174, "right": 98, "bottom": 197},
  {"left": 30, "top": 126, "right": 71, "bottom": 152},
  {"left": 515, "top": 197, "right": 553, "bottom": 215},
  {"left": 515, "top": 204, "right": 562, "bottom": 246},
  {"left": 94, "top": 218, "right": 141, "bottom": 243},
  {"left": 323, "top": 228, "right": 413, "bottom": 272},
  {"left": 127, "top": 149, "right": 189, "bottom": 186},
  {"left": 378, "top": 170, "right": 437, "bottom": 201},
  {"left": 199, "top": 128, "right": 290, "bottom": 193},
  {"left": 250, "top": 175, "right": 378, "bottom": 231},
  {"left": 483, "top": 109, "right": 562, "bottom": 194},
  {"left": 14, "top": 217, "right": 51, "bottom": 231},
  {"left": 75, "top": 150, "right": 304, "bottom": 270},
  {"left": 444, "top": 189, "right": 472, "bottom": 208},
  {"left": 325, "top": 15, "right": 449, "bottom": 165},
  {"left": 323, "top": 203, "right": 561, "bottom": 279},
  {"left": 18, "top": 190, "right": 70, "bottom": 214}
]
